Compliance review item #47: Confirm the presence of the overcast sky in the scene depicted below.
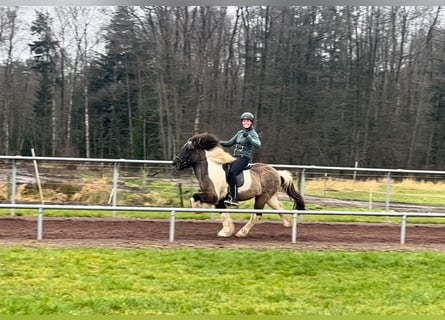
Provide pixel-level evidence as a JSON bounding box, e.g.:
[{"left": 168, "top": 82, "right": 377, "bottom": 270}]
[{"left": 2, "top": 6, "right": 110, "bottom": 63}]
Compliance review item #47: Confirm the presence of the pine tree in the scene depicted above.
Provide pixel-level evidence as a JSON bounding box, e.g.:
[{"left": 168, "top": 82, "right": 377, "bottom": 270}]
[
  {"left": 28, "top": 10, "right": 59, "bottom": 156},
  {"left": 88, "top": 7, "right": 142, "bottom": 158}
]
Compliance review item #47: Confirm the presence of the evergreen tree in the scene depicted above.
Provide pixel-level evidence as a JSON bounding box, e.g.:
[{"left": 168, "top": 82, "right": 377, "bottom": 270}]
[
  {"left": 88, "top": 7, "right": 143, "bottom": 158},
  {"left": 28, "top": 10, "right": 59, "bottom": 156}
]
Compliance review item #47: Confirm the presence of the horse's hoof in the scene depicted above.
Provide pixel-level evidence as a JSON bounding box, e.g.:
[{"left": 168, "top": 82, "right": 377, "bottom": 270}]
[
  {"left": 217, "top": 230, "right": 234, "bottom": 237},
  {"left": 283, "top": 221, "right": 292, "bottom": 228},
  {"left": 235, "top": 230, "right": 248, "bottom": 238},
  {"left": 190, "top": 199, "right": 202, "bottom": 208}
]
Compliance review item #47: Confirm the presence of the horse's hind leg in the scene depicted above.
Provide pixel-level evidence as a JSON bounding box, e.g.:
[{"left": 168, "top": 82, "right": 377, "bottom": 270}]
[{"left": 267, "top": 194, "right": 291, "bottom": 228}]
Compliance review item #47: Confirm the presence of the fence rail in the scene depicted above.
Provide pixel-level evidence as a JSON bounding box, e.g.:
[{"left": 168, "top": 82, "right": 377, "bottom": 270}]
[
  {"left": 1, "top": 203, "right": 445, "bottom": 244},
  {"left": 1, "top": 156, "right": 445, "bottom": 244}
]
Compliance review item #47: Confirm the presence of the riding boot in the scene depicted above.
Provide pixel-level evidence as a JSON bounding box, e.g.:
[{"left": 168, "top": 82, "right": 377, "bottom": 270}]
[{"left": 224, "top": 184, "right": 239, "bottom": 206}]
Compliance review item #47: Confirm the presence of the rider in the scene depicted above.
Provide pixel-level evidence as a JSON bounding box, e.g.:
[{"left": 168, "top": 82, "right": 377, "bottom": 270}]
[{"left": 220, "top": 112, "right": 261, "bottom": 206}]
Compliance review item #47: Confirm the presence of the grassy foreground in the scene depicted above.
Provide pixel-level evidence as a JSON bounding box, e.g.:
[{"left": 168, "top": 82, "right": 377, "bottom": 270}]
[{"left": 0, "top": 247, "right": 444, "bottom": 315}]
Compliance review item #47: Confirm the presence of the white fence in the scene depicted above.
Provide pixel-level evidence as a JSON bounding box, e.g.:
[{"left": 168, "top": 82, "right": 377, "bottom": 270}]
[
  {"left": 1, "top": 155, "right": 445, "bottom": 244},
  {"left": 1, "top": 203, "right": 445, "bottom": 244}
]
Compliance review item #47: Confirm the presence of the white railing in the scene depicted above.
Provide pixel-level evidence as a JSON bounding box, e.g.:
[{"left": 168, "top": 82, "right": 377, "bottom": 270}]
[
  {"left": 1, "top": 155, "right": 445, "bottom": 244},
  {"left": 2, "top": 155, "right": 445, "bottom": 211},
  {"left": 1, "top": 203, "right": 445, "bottom": 244}
]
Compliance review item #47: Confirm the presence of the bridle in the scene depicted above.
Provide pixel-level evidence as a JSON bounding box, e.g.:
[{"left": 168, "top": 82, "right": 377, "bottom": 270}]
[
  {"left": 174, "top": 140, "right": 206, "bottom": 169},
  {"left": 174, "top": 154, "right": 192, "bottom": 169}
]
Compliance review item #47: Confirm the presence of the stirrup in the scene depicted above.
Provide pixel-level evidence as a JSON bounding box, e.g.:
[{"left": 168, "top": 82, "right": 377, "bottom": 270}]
[{"left": 224, "top": 198, "right": 239, "bottom": 206}]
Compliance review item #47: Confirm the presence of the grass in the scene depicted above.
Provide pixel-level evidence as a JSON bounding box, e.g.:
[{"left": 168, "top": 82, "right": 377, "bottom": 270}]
[
  {"left": 1, "top": 176, "right": 444, "bottom": 316},
  {"left": 305, "top": 177, "right": 445, "bottom": 206},
  {"left": 0, "top": 247, "right": 444, "bottom": 315}
]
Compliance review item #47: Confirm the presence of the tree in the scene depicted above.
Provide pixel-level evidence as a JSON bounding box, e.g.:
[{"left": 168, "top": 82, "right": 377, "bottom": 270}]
[
  {"left": 0, "top": 7, "right": 17, "bottom": 155},
  {"left": 88, "top": 7, "right": 142, "bottom": 158},
  {"left": 28, "top": 10, "right": 59, "bottom": 156}
]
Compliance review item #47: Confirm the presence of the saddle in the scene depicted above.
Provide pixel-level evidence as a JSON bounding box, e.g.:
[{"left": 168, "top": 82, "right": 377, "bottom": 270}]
[{"left": 222, "top": 163, "right": 252, "bottom": 187}]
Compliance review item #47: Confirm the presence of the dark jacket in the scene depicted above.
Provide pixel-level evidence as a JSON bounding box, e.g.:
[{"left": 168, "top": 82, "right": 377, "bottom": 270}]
[{"left": 220, "top": 128, "right": 261, "bottom": 159}]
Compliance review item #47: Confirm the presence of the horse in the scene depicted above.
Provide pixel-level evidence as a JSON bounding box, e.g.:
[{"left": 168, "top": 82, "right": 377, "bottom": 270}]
[{"left": 172, "top": 132, "right": 305, "bottom": 238}]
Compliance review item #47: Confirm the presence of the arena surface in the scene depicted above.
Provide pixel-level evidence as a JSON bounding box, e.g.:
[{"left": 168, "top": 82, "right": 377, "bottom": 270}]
[{"left": 0, "top": 217, "right": 444, "bottom": 251}]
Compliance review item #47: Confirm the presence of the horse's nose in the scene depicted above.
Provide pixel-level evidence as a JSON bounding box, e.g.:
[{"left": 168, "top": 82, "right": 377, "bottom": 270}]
[{"left": 172, "top": 158, "right": 181, "bottom": 170}]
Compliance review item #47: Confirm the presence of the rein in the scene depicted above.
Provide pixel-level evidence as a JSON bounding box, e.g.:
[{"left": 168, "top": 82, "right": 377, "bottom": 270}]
[
  {"left": 174, "top": 156, "right": 191, "bottom": 168},
  {"left": 175, "top": 147, "right": 206, "bottom": 168}
]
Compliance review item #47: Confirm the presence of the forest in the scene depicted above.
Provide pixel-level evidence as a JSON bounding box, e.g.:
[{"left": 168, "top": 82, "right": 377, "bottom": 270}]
[{"left": 1, "top": 6, "right": 445, "bottom": 169}]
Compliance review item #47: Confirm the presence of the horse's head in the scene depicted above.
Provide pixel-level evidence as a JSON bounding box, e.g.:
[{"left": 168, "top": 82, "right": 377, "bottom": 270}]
[
  {"left": 172, "top": 139, "right": 195, "bottom": 170},
  {"left": 172, "top": 133, "right": 220, "bottom": 170}
]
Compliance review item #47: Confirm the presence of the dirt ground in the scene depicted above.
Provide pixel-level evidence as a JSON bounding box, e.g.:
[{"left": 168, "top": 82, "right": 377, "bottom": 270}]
[{"left": 0, "top": 216, "right": 444, "bottom": 252}]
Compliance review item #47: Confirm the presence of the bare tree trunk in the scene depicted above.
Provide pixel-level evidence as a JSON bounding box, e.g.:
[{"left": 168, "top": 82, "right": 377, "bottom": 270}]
[
  {"left": 51, "top": 77, "right": 57, "bottom": 156},
  {"left": 58, "top": 48, "right": 65, "bottom": 153},
  {"left": 2, "top": 10, "right": 15, "bottom": 155},
  {"left": 254, "top": 6, "right": 271, "bottom": 124},
  {"left": 193, "top": 7, "right": 208, "bottom": 134},
  {"left": 136, "top": 65, "right": 147, "bottom": 159},
  {"left": 66, "top": 72, "right": 75, "bottom": 146},
  {"left": 84, "top": 76, "right": 90, "bottom": 158},
  {"left": 156, "top": 69, "right": 168, "bottom": 160},
  {"left": 241, "top": 7, "right": 252, "bottom": 108},
  {"left": 193, "top": 89, "right": 202, "bottom": 134},
  {"left": 222, "top": 8, "right": 240, "bottom": 131},
  {"left": 359, "top": 7, "right": 381, "bottom": 163},
  {"left": 55, "top": 6, "right": 100, "bottom": 157},
  {"left": 407, "top": 7, "right": 440, "bottom": 168},
  {"left": 125, "top": 57, "right": 134, "bottom": 157},
  {"left": 0, "top": 19, "right": 4, "bottom": 154}
]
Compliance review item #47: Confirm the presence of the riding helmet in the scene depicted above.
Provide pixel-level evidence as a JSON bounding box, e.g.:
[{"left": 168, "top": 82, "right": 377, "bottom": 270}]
[{"left": 240, "top": 112, "right": 255, "bottom": 122}]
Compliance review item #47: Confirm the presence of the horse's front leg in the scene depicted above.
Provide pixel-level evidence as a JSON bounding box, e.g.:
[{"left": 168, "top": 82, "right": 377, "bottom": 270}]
[
  {"left": 218, "top": 212, "right": 235, "bottom": 237},
  {"left": 215, "top": 200, "right": 235, "bottom": 237},
  {"left": 192, "top": 196, "right": 234, "bottom": 237},
  {"left": 191, "top": 193, "right": 218, "bottom": 209}
]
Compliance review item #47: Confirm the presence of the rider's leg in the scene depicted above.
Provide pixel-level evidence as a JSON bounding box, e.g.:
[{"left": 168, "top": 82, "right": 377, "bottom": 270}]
[
  {"left": 225, "top": 157, "right": 249, "bottom": 206},
  {"left": 225, "top": 183, "right": 239, "bottom": 206}
]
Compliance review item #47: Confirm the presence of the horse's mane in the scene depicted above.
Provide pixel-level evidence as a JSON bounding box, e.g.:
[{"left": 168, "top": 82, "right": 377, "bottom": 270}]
[
  {"left": 191, "top": 132, "right": 235, "bottom": 164},
  {"left": 208, "top": 147, "right": 235, "bottom": 164}
]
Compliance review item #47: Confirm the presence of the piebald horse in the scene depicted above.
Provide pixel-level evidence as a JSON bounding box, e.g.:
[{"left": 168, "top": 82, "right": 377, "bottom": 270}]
[{"left": 172, "top": 132, "right": 305, "bottom": 238}]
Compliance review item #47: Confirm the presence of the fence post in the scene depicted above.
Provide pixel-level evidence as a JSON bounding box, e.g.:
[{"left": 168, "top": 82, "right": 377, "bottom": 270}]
[
  {"left": 385, "top": 172, "right": 392, "bottom": 223},
  {"left": 111, "top": 162, "right": 119, "bottom": 217},
  {"left": 292, "top": 212, "right": 298, "bottom": 243},
  {"left": 178, "top": 183, "right": 184, "bottom": 207},
  {"left": 298, "top": 170, "right": 306, "bottom": 222},
  {"left": 37, "top": 207, "right": 43, "bottom": 240},
  {"left": 385, "top": 172, "right": 391, "bottom": 212},
  {"left": 299, "top": 169, "right": 305, "bottom": 196},
  {"left": 10, "top": 160, "right": 17, "bottom": 216},
  {"left": 169, "top": 210, "right": 176, "bottom": 242},
  {"left": 400, "top": 215, "right": 407, "bottom": 245}
]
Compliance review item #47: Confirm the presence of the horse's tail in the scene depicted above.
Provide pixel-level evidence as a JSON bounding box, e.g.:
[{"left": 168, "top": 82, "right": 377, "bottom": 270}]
[{"left": 278, "top": 170, "right": 305, "bottom": 210}]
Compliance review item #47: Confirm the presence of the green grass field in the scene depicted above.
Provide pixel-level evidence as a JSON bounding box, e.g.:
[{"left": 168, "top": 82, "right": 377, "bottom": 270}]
[
  {"left": 305, "top": 177, "right": 445, "bottom": 206},
  {"left": 1, "top": 178, "right": 444, "bottom": 316},
  {"left": 0, "top": 247, "right": 444, "bottom": 315}
]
